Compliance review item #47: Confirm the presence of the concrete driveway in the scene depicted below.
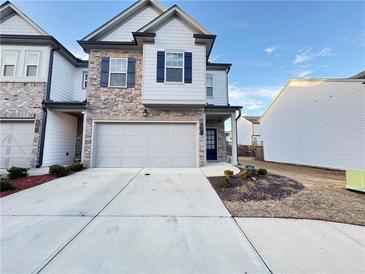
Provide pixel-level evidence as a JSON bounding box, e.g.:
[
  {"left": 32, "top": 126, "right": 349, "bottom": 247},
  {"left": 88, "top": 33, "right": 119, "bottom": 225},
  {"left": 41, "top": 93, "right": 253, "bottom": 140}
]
[{"left": 1, "top": 168, "right": 364, "bottom": 273}]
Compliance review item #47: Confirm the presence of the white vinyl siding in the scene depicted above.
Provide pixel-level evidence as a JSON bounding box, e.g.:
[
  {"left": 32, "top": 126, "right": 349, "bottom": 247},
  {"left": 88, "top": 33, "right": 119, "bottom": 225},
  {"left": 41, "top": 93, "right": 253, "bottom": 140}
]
[
  {"left": 205, "top": 70, "right": 228, "bottom": 105},
  {"left": 0, "top": 121, "right": 34, "bottom": 168},
  {"left": 142, "top": 17, "right": 206, "bottom": 105},
  {"left": 101, "top": 5, "right": 160, "bottom": 42},
  {"left": 93, "top": 122, "right": 197, "bottom": 167},
  {"left": 73, "top": 68, "right": 88, "bottom": 101},
  {"left": 42, "top": 111, "right": 78, "bottom": 166},
  {"left": 0, "top": 45, "right": 50, "bottom": 82},
  {"left": 237, "top": 117, "right": 253, "bottom": 145},
  {"left": 261, "top": 80, "right": 365, "bottom": 170},
  {"left": 25, "top": 52, "right": 40, "bottom": 77},
  {"left": 0, "top": 14, "right": 42, "bottom": 35},
  {"left": 2, "top": 51, "right": 17, "bottom": 76}
]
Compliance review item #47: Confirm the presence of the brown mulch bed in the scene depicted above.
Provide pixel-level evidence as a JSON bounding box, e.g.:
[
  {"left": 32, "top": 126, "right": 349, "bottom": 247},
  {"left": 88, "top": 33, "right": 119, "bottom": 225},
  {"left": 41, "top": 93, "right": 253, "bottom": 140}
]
[
  {"left": 208, "top": 163, "right": 365, "bottom": 226},
  {"left": 0, "top": 174, "right": 56, "bottom": 197}
]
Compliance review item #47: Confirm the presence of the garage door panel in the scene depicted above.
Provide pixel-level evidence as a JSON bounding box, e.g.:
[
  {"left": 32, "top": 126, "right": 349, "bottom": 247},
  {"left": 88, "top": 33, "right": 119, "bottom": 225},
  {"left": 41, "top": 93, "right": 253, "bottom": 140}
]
[{"left": 94, "top": 123, "right": 196, "bottom": 167}]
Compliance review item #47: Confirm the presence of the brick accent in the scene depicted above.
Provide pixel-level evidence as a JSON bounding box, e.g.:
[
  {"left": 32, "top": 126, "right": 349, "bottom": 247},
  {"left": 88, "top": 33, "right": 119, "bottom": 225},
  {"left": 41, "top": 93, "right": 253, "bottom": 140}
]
[
  {"left": 84, "top": 49, "right": 206, "bottom": 167},
  {"left": 206, "top": 120, "right": 226, "bottom": 162},
  {"left": 0, "top": 82, "right": 45, "bottom": 167}
]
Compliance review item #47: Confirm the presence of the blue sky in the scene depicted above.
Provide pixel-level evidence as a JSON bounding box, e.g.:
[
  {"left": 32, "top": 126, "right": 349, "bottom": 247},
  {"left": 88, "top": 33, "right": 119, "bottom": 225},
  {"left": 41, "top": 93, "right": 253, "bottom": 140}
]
[{"left": 10, "top": 0, "right": 365, "bottom": 116}]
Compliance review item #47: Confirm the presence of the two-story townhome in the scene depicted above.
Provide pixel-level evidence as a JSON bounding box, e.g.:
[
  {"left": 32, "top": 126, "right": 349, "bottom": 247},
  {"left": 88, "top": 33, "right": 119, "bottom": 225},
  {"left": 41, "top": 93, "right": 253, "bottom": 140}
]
[
  {"left": 0, "top": 1, "right": 88, "bottom": 169},
  {"left": 78, "top": 0, "right": 241, "bottom": 168}
]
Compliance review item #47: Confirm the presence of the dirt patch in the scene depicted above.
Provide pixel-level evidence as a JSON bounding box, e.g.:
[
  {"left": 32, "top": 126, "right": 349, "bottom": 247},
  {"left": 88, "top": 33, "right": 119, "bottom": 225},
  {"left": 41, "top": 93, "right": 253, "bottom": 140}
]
[
  {"left": 210, "top": 174, "right": 304, "bottom": 202},
  {"left": 208, "top": 157, "right": 365, "bottom": 226},
  {"left": 0, "top": 174, "right": 56, "bottom": 197}
]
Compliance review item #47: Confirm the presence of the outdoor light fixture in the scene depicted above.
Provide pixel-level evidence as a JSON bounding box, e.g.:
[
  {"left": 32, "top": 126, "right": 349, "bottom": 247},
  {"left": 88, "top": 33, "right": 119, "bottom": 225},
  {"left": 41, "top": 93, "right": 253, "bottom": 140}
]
[{"left": 143, "top": 109, "right": 148, "bottom": 117}]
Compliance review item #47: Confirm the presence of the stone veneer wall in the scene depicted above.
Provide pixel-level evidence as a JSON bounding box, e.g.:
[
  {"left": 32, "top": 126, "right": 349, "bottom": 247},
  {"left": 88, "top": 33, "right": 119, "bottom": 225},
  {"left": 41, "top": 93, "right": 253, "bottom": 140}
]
[
  {"left": 0, "top": 82, "right": 45, "bottom": 167},
  {"left": 83, "top": 49, "right": 206, "bottom": 167},
  {"left": 206, "top": 120, "right": 226, "bottom": 161}
]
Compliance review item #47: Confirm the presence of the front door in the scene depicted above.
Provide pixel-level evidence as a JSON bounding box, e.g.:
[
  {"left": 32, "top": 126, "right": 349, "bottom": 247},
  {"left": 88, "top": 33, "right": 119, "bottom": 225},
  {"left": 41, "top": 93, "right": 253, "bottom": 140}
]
[{"left": 206, "top": 128, "right": 217, "bottom": 160}]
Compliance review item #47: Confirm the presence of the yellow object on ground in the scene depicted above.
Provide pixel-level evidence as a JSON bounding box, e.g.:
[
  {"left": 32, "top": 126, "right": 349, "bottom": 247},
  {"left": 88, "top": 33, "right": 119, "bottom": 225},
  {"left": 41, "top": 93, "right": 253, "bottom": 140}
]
[{"left": 346, "top": 170, "right": 365, "bottom": 192}]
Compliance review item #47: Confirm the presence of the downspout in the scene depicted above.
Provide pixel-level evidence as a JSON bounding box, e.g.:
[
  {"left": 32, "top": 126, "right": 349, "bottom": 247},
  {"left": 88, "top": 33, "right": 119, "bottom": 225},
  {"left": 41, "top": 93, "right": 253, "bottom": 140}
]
[
  {"left": 235, "top": 108, "right": 242, "bottom": 165},
  {"left": 36, "top": 47, "right": 58, "bottom": 167}
]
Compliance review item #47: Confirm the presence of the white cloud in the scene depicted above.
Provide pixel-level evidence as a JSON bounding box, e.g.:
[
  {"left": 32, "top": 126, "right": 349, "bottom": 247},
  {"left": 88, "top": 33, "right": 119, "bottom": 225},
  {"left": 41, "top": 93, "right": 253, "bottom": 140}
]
[
  {"left": 265, "top": 45, "right": 279, "bottom": 55},
  {"left": 293, "top": 47, "right": 333, "bottom": 64},
  {"left": 228, "top": 84, "right": 282, "bottom": 115},
  {"left": 297, "top": 70, "right": 313, "bottom": 77}
]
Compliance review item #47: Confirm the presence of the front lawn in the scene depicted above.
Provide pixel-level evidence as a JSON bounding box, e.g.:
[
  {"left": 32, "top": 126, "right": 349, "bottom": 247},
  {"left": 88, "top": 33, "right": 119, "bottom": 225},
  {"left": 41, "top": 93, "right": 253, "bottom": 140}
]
[{"left": 208, "top": 159, "right": 365, "bottom": 226}]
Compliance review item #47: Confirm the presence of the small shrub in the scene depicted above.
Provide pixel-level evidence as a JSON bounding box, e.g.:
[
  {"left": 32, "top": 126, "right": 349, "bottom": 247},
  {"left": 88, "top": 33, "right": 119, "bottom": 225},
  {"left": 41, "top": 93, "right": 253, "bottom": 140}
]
[
  {"left": 257, "top": 168, "right": 267, "bottom": 175},
  {"left": 241, "top": 171, "right": 252, "bottom": 180},
  {"left": 7, "top": 166, "right": 28, "bottom": 179},
  {"left": 1, "top": 178, "right": 15, "bottom": 192},
  {"left": 218, "top": 177, "right": 231, "bottom": 188},
  {"left": 68, "top": 163, "right": 83, "bottom": 172},
  {"left": 224, "top": 170, "right": 234, "bottom": 177},
  {"left": 49, "top": 165, "right": 70, "bottom": 177}
]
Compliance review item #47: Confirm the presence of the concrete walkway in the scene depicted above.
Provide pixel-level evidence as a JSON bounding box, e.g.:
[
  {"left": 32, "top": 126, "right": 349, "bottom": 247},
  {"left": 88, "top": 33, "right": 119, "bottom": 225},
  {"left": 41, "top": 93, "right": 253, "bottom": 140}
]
[{"left": 1, "top": 168, "right": 364, "bottom": 273}]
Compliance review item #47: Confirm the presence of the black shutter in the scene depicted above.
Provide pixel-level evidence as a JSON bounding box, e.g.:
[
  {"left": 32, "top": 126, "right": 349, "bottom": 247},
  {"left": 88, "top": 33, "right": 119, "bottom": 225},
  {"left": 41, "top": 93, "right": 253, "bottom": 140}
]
[
  {"left": 100, "top": 57, "right": 109, "bottom": 87},
  {"left": 156, "top": 51, "right": 165, "bottom": 82},
  {"left": 184, "top": 52, "right": 192, "bottom": 83},
  {"left": 127, "top": 58, "right": 135, "bottom": 87}
]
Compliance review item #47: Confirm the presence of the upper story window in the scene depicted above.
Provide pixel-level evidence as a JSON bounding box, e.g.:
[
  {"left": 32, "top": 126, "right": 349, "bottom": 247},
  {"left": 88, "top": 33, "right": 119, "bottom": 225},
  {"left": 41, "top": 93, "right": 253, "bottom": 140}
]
[
  {"left": 109, "top": 58, "right": 128, "bottom": 87},
  {"left": 25, "top": 52, "right": 40, "bottom": 77},
  {"left": 206, "top": 75, "right": 214, "bottom": 97},
  {"left": 2, "top": 52, "right": 17, "bottom": 76},
  {"left": 165, "top": 52, "right": 184, "bottom": 82},
  {"left": 82, "top": 71, "right": 88, "bottom": 89}
]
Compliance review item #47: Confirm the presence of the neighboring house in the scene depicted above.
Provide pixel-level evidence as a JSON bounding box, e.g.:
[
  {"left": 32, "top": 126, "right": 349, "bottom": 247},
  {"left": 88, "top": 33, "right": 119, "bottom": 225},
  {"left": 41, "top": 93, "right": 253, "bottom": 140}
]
[
  {"left": 0, "top": 1, "right": 87, "bottom": 169},
  {"left": 78, "top": 0, "right": 241, "bottom": 168},
  {"left": 237, "top": 116, "right": 262, "bottom": 146},
  {"left": 1, "top": 0, "right": 241, "bottom": 169},
  {"left": 260, "top": 77, "right": 365, "bottom": 170}
]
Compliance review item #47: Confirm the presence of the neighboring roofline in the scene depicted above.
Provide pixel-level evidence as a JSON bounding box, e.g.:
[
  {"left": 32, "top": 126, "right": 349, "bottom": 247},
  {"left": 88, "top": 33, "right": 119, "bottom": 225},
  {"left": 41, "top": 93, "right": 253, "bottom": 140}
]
[
  {"left": 241, "top": 116, "right": 260, "bottom": 124},
  {"left": 137, "top": 4, "right": 210, "bottom": 34},
  {"left": 206, "top": 62, "right": 232, "bottom": 72},
  {"left": 0, "top": 34, "right": 87, "bottom": 67},
  {"left": 81, "top": 0, "right": 165, "bottom": 41},
  {"left": 349, "top": 70, "right": 365, "bottom": 79},
  {"left": 259, "top": 78, "right": 365, "bottom": 123},
  {"left": 205, "top": 105, "right": 242, "bottom": 110},
  {"left": 0, "top": 1, "right": 48, "bottom": 35}
]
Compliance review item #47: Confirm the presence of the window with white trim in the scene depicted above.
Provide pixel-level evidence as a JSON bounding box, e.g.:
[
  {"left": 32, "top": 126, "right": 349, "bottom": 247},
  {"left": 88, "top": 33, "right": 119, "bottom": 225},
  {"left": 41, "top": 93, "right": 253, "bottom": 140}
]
[
  {"left": 2, "top": 52, "right": 17, "bottom": 76},
  {"left": 82, "top": 71, "right": 88, "bottom": 89},
  {"left": 165, "top": 52, "right": 184, "bottom": 82},
  {"left": 206, "top": 75, "right": 214, "bottom": 97},
  {"left": 25, "top": 52, "right": 40, "bottom": 77},
  {"left": 109, "top": 58, "right": 128, "bottom": 87}
]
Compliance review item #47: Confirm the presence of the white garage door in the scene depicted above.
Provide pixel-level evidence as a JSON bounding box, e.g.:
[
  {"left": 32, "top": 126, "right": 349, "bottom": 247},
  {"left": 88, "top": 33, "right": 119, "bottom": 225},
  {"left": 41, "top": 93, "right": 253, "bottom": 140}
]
[
  {"left": 93, "top": 122, "right": 197, "bottom": 167},
  {"left": 1, "top": 121, "right": 34, "bottom": 168}
]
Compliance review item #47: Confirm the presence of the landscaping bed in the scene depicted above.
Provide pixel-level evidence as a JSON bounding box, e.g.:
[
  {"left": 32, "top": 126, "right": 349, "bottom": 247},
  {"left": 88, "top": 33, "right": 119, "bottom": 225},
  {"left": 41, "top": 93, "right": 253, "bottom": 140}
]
[
  {"left": 0, "top": 174, "right": 56, "bottom": 197},
  {"left": 208, "top": 158, "right": 365, "bottom": 226}
]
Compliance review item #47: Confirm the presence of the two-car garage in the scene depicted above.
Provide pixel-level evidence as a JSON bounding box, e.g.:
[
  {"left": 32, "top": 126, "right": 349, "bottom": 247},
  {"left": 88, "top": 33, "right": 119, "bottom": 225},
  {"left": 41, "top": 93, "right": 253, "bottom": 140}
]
[{"left": 92, "top": 122, "right": 198, "bottom": 168}]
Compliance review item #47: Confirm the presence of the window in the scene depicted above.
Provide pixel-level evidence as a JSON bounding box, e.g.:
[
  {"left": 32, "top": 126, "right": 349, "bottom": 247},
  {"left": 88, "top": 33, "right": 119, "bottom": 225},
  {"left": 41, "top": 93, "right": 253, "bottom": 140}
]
[
  {"left": 165, "top": 52, "right": 184, "bottom": 82},
  {"left": 25, "top": 52, "right": 40, "bottom": 77},
  {"left": 206, "top": 75, "right": 214, "bottom": 97},
  {"left": 82, "top": 72, "right": 88, "bottom": 89},
  {"left": 109, "top": 58, "right": 128, "bottom": 87},
  {"left": 2, "top": 52, "right": 17, "bottom": 76}
]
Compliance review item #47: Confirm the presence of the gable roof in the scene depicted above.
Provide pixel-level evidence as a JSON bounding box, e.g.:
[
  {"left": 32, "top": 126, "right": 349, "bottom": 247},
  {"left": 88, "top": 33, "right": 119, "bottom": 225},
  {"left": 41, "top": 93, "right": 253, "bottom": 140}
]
[
  {"left": 0, "top": 1, "right": 48, "bottom": 35},
  {"left": 137, "top": 4, "right": 210, "bottom": 34},
  {"left": 81, "top": 0, "right": 165, "bottom": 41}
]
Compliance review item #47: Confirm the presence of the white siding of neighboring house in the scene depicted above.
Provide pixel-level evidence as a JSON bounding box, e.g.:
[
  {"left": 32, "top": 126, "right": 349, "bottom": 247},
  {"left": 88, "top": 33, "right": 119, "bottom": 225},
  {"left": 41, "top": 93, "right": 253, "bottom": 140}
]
[
  {"left": 206, "top": 70, "right": 228, "bottom": 106},
  {"left": 261, "top": 80, "right": 365, "bottom": 170},
  {"left": 50, "top": 51, "right": 75, "bottom": 101},
  {"left": 101, "top": 5, "right": 160, "bottom": 42},
  {"left": 73, "top": 68, "right": 87, "bottom": 101},
  {"left": 42, "top": 110, "right": 78, "bottom": 166},
  {"left": 142, "top": 18, "right": 206, "bottom": 105},
  {"left": 0, "top": 14, "right": 42, "bottom": 35},
  {"left": 237, "top": 117, "right": 252, "bottom": 145},
  {"left": 252, "top": 123, "right": 262, "bottom": 145},
  {"left": 0, "top": 45, "right": 50, "bottom": 82}
]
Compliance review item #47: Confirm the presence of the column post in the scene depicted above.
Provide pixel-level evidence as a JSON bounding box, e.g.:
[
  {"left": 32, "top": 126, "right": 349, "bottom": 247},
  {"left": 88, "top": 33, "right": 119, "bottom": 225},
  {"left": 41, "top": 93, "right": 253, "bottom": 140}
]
[{"left": 231, "top": 112, "right": 238, "bottom": 165}]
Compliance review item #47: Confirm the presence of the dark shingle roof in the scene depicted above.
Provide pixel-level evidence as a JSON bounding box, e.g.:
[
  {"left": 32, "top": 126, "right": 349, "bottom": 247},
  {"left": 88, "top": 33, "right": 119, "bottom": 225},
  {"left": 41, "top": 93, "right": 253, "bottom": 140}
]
[{"left": 349, "top": 70, "right": 365, "bottom": 79}]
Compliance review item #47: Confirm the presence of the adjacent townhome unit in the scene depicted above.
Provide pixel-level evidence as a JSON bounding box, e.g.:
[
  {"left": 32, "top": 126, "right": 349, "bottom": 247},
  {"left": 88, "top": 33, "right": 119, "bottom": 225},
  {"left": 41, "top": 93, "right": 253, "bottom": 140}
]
[
  {"left": 237, "top": 116, "right": 262, "bottom": 146},
  {"left": 78, "top": 0, "right": 241, "bottom": 168},
  {"left": 0, "top": 1, "right": 88, "bottom": 169},
  {"left": 260, "top": 74, "right": 365, "bottom": 170}
]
